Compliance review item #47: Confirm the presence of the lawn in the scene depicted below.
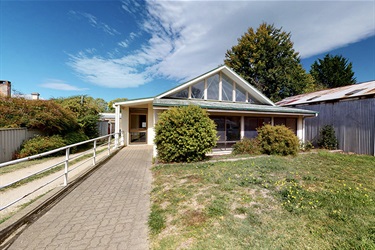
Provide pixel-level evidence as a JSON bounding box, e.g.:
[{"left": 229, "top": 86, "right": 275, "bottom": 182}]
[{"left": 149, "top": 151, "right": 375, "bottom": 250}]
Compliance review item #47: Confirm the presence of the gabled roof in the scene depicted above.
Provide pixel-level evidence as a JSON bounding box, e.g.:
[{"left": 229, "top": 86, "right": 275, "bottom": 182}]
[
  {"left": 277, "top": 80, "right": 375, "bottom": 106},
  {"left": 112, "top": 68, "right": 319, "bottom": 117},
  {"left": 156, "top": 65, "right": 275, "bottom": 106}
]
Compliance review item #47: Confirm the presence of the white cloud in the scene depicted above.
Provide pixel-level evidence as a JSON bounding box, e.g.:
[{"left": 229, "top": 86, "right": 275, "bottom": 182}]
[
  {"left": 40, "top": 80, "right": 88, "bottom": 91},
  {"left": 118, "top": 41, "right": 129, "bottom": 48},
  {"left": 117, "top": 32, "right": 139, "bottom": 48},
  {"left": 69, "top": 1, "right": 375, "bottom": 88},
  {"left": 68, "top": 54, "right": 150, "bottom": 88},
  {"left": 69, "top": 10, "right": 120, "bottom": 36}
]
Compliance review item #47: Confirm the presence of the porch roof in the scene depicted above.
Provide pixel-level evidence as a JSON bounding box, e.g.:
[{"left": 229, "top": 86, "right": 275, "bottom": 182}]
[{"left": 152, "top": 99, "right": 318, "bottom": 117}]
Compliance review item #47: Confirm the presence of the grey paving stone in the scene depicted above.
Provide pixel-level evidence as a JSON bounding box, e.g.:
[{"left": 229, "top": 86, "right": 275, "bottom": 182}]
[{"left": 8, "top": 146, "right": 153, "bottom": 250}]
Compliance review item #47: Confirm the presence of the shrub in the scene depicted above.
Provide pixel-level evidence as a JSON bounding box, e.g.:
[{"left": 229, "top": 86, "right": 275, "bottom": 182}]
[
  {"left": 0, "top": 97, "right": 79, "bottom": 135},
  {"left": 17, "top": 135, "right": 66, "bottom": 158},
  {"left": 78, "top": 114, "right": 100, "bottom": 139},
  {"left": 256, "top": 124, "right": 299, "bottom": 156},
  {"left": 63, "top": 131, "right": 90, "bottom": 153},
  {"left": 63, "top": 131, "right": 89, "bottom": 145},
  {"left": 154, "top": 105, "right": 217, "bottom": 163},
  {"left": 300, "top": 140, "right": 314, "bottom": 152},
  {"left": 232, "top": 138, "right": 261, "bottom": 155},
  {"left": 318, "top": 125, "right": 338, "bottom": 150}
]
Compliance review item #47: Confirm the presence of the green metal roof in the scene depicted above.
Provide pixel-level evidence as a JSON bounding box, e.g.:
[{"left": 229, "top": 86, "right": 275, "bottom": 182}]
[{"left": 153, "top": 99, "right": 318, "bottom": 116}]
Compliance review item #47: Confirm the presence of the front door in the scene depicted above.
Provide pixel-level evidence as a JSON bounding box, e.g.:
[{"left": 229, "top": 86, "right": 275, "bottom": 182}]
[{"left": 130, "top": 114, "right": 147, "bottom": 143}]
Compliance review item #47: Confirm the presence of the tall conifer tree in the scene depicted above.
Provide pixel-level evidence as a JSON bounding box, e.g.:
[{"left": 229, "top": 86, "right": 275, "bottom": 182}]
[
  {"left": 225, "top": 23, "right": 313, "bottom": 102},
  {"left": 310, "top": 54, "right": 356, "bottom": 88}
]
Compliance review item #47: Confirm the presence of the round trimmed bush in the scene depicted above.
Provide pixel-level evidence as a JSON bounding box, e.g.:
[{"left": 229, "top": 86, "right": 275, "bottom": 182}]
[
  {"left": 154, "top": 105, "right": 217, "bottom": 163},
  {"left": 257, "top": 124, "right": 299, "bottom": 156}
]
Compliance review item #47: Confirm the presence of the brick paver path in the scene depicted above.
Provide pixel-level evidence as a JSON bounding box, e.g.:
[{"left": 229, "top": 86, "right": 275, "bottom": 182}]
[{"left": 8, "top": 145, "right": 153, "bottom": 250}]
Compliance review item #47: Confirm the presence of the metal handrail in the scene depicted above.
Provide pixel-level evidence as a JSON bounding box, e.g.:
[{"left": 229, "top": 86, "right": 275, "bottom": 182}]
[{"left": 0, "top": 132, "right": 122, "bottom": 211}]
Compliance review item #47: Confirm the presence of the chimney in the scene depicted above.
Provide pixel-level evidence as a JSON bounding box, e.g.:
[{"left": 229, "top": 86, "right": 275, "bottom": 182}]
[
  {"left": 0, "top": 80, "right": 11, "bottom": 97},
  {"left": 31, "top": 92, "right": 40, "bottom": 100}
]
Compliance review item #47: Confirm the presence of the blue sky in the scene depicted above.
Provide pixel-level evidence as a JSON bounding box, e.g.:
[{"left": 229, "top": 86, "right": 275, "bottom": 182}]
[{"left": 1, "top": 0, "right": 374, "bottom": 102}]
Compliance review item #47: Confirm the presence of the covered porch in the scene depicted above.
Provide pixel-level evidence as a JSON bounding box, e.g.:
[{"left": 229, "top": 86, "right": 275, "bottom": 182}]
[{"left": 114, "top": 98, "right": 316, "bottom": 154}]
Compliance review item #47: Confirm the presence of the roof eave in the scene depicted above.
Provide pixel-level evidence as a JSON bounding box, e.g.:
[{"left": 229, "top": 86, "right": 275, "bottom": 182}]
[
  {"left": 152, "top": 102, "right": 317, "bottom": 117},
  {"left": 114, "top": 97, "right": 154, "bottom": 107}
]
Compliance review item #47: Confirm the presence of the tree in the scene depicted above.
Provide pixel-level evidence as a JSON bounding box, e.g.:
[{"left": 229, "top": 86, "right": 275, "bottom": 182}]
[
  {"left": 53, "top": 95, "right": 103, "bottom": 138},
  {"left": 107, "top": 98, "right": 128, "bottom": 112},
  {"left": 94, "top": 98, "right": 109, "bottom": 113},
  {"left": 224, "top": 22, "right": 313, "bottom": 102},
  {"left": 310, "top": 54, "right": 356, "bottom": 88}
]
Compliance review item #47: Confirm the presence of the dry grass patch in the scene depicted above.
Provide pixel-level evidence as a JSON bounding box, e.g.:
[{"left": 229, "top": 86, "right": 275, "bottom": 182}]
[{"left": 149, "top": 152, "right": 375, "bottom": 249}]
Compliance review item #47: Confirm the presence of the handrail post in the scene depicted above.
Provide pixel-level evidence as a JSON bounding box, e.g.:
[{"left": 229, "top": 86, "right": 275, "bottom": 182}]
[
  {"left": 93, "top": 140, "right": 97, "bottom": 165},
  {"left": 108, "top": 135, "right": 111, "bottom": 155},
  {"left": 120, "top": 131, "right": 124, "bottom": 146},
  {"left": 64, "top": 148, "right": 70, "bottom": 186}
]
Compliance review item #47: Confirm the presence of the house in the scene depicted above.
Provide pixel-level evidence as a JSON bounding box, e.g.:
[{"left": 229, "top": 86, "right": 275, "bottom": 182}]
[
  {"left": 113, "top": 66, "right": 318, "bottom": 155},
  {"left": 277, "top": 80, "right": 375, "bottom": 156}
]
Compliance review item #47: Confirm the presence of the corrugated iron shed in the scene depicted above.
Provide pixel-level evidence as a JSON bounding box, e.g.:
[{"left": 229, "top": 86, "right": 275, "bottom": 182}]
[
  {"left": 277, "top": 80, "right": 375, "bottom": 106},
  {"left": 276, "top": 80, "right": 375, "bottom": 156}
]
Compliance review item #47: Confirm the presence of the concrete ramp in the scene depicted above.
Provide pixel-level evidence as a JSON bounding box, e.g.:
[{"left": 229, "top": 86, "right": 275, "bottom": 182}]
[{"left": 6, "top": 145, "right": 153, "bottom": 250}]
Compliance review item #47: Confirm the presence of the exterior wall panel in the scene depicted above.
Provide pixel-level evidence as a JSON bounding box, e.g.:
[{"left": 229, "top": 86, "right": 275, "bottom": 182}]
[
  {"left": 299, "top": 98, "right": 374, "bottom": 155},
  {"left": 0, "top": 128, "right": 42, "bottom": 163}
]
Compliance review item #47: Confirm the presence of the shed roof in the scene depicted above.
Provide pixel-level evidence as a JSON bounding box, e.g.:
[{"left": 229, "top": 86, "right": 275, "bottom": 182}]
[{"left": 277, "top": 80, "right": 375, "bottom": 106}]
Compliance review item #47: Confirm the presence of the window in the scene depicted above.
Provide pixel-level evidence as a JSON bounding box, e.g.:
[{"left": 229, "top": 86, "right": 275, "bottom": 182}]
[
  {"left": 163, "top": 72, "right": 260, "bottom": 104},
  {"left": 207, "top": 74, "right": 220, "bottom": 100},
  {"left": 211, "top": 116, "right": 240, "bottom": 142},
  {"left": 226, "top": 116, "right": 241, "bottom": 141},
  {"left": 169, "top": 88, "right": 189, "bottom": 99},
  {"left": 345, "top": 89, "right": 365, "bottom": 96},
  {"left": 244, "top": 117, "right": 271, "bottom": 138},
  {"left": 236, "top": 84, "right": 247, "bottom": 102},
  {"left": 274, "top": 117, "right": 297, "bottom": 134},
  {"left": 222, "top": 74, "right": 233, "bottom": 101},
  {"left": 191, "top": 80, "right": 205, "bottom": 99}
]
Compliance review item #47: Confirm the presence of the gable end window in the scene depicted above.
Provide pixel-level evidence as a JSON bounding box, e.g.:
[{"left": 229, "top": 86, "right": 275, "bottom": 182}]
[{"left": 164, "top": 71, "right": 262, "bottom": 104}]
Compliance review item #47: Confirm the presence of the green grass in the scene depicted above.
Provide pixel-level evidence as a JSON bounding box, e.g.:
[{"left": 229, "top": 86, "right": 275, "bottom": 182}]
[{"left": 149, "top": 151, "right": 375, "bottom": 249}]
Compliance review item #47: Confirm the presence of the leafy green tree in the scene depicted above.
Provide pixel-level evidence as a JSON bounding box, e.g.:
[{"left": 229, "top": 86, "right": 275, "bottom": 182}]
[
  {"left": 310, "top": 54, "right": 356, "bottom": 88},
  {"left": 107, "top": 97, "right": 128, "bottom": 112},
  {"left": 94, "top": 98, "right": 109, "bottom": 113},
  {"left": 53, "top": 95, "right": 102, "bottom": 138},
  {"left": 224, "top": 22, "right": 313, "bottom": 102}
]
